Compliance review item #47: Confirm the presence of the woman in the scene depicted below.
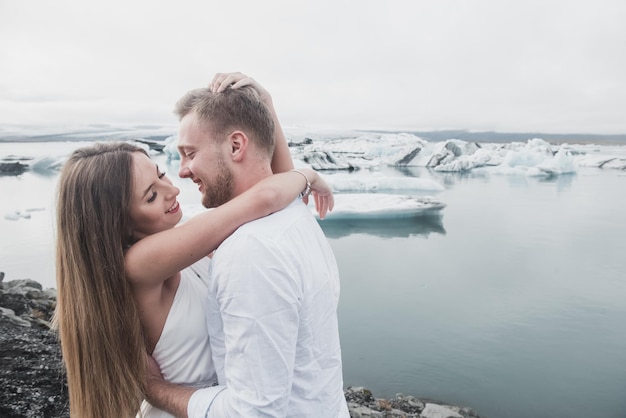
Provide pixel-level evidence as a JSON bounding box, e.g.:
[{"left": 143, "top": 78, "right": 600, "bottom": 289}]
[{"left": 55, "top": 75, "right": 332, "bottom": 418}]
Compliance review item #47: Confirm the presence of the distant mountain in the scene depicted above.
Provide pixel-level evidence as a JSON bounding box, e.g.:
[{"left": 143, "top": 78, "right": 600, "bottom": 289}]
[
  {"left": 0, "top": 124, "right": 176, "bottom": 143},
  {"left": 400, "top": 130, "right": 626, "bottom": 144},
  {"left": 2, "top": 124, "right": 626, "bottom": 145}
]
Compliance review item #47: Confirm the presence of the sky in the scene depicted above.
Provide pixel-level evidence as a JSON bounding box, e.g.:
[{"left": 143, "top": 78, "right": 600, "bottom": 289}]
[{"left": 1, "top": 0, "right": 625, "bottom": 134}]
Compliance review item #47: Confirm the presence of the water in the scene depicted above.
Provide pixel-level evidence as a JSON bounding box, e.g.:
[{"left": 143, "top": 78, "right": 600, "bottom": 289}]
[
  {"left": 0, "top": 141, "right": 97, "bottom": 287},
  {"left": 329, "top": 167, "right": 626, "bottom": 418},
  {"left": 1, "top": 141, "right": 626, "bottom": 418}
]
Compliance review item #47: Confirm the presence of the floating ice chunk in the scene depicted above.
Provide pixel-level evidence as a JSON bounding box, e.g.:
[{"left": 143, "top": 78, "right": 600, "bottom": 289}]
[
  {"left": 4, "top": 211, "right": 21, "bottom": 220},
  {"left": 4, "top": 211, "right": 31, "bottom": 220},
  {"left": 289, "top": 134, "right": 606, "bottom": 175},
  {"left": 535, "top": 149, "right": 577, "bottom": 175},
  {"left": 326, "top": 173, "right": 445, "bottom": 192},
  {"left": 302, "top": 150, "right": 358, "bottom": 171},
  {"left": 293, "top": 133, "right": 429, "bottom": 169},
  {"left": 425, "top": 140, "right": 480, "bottom": 167},
  {"left": 163, "top": 135, "right": 180, "bottom": 160},
  {"left": 181, "top": 193, "right": 446, "bottom": 223},
  {"left": 31, "top": 156, "right": 65, "bottom": 173},
  {"left": 435, "top": 154, "right": 482, "bottom": 172},
  {"left": 502, "top": 148, "right": 548, "bottom": 167},
  {"left": 526, "top": 137, "right": 554, "bottom": 152},
  {"left": 313, "top": 193, "right": 446, "bottom": 220},
  {"left": 602, "top": 158, "right": 626, "bottom": 170},
  {"left": 485, "top": 139, "right": 577, "bottom": 176},
  {"left": 571, "top": 154, "right": 616, "bottom": 168},
  {"left": 2, "top": 207, "right": 44, "bottom": 220}
]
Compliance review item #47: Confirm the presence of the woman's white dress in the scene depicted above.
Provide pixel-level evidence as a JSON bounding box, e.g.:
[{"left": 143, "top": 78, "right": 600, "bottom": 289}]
[{"left": 139, "top": 257, "right": 216, "bottom": 418}]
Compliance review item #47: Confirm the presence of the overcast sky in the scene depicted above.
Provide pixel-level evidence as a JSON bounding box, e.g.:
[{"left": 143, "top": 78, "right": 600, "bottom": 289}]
[{"left": 1, "top": 0, "right": 625, "bottom": 134}]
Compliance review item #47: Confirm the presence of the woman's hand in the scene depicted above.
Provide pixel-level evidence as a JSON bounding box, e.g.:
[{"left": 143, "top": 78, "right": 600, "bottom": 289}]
[
  {"left": 300, "top": 168, "right": 334, "bottom": 219},
  {"left": 209, "top": 72, "right": 273, "bottom": 106}
]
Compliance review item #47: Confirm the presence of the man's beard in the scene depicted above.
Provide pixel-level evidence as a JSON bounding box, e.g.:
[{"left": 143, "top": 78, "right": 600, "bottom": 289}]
[{"left": 201, "top": 157, "right": 234, "bottom": 208}]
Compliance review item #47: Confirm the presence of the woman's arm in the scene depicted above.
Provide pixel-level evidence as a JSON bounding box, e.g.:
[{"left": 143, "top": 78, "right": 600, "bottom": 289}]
[
  {"left": 209, "top": 72, "right": 294, "bottom": 173},
  {"left": 125, "top": 168, "right": 332, "bottom": 288},
  {"left": 268, "top": 101, "right": 294, "bottom": 174}
]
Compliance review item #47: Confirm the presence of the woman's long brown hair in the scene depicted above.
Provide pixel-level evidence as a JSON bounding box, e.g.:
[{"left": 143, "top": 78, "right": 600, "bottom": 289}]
[{"left": 54, "top": 142, "right": 148, "bottom": 417}]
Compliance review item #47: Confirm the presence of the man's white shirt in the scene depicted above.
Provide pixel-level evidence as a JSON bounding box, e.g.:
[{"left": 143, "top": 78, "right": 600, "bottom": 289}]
[{"left": 188, "top": 200, "right": 349, "bottom": 417}]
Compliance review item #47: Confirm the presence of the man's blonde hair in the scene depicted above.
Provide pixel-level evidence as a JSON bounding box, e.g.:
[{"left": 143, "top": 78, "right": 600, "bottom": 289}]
[{"left": 174, "top": 86, "right": 275, "bottom": 158}]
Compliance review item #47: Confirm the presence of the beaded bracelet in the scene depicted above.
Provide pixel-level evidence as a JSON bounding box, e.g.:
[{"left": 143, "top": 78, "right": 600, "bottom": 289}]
[{"left": 291, "top": 169, "right": 312, "bottom": 198}]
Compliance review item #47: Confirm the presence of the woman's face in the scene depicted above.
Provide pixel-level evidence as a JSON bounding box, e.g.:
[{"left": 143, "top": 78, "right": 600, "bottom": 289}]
[{"left": 129, "top": 152, "right": 183, "bottom": 240}]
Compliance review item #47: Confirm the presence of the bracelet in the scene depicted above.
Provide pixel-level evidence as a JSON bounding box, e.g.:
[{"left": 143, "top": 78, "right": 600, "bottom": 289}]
[{"left": 291, "top": 169, "right": 312, "bottom": 198}]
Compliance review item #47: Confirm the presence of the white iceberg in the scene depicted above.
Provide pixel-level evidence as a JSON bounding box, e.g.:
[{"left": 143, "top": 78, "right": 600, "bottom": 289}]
[{"left": 313, "top": 193, "right": 445, "bottom": 220}]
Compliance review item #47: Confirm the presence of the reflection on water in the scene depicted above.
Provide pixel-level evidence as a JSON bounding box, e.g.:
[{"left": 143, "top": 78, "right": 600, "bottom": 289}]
[
  {"left": 537, "top": 172, "right": 575, "bottom": 193},
  {"left": 318, "top": 213, "right": 446, "bottom": 239}
]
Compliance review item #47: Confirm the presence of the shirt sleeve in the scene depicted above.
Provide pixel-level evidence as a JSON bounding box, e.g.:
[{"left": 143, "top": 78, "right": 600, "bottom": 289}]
[
  {"left": 188, "top": 386, "right": 226, "bottom": 417},
  {"left": 206, "top": 234, "right": 302, "bottom": 417}
]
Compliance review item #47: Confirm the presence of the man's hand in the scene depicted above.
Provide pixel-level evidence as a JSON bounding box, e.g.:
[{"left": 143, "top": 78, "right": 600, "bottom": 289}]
[
  {"left": 143, "top": 353, "right": 195, "bottom": 418},
  {"left": 145, "top": 352, "right": 164, "bottom": 381}
]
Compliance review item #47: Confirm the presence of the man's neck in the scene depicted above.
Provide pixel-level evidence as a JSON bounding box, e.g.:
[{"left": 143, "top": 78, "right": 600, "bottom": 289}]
[{"left": 232, "top": 164, "right": 274, "bottom": 198}]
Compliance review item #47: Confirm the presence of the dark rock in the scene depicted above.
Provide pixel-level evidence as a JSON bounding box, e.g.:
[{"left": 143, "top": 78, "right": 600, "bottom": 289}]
[
  {"left": 0, "top": 316, "right": 69, "bottom": 418},
  {"left": 394, "top": 146, "right": 423, "bottom": 166},
  {"left": 345, "top": 386, "right": 376, "bottom": 404},
  {"left": 288, "top": 137, "right": 313, "bottom": 147},
  {"left": 5, "top": 279, "right": 43, "bottom": 291},
  {"left": 0, "top": 161, "right": 29, "bottom": 175},
  {"left": 0, "top": 293, "right": 30, "bottom": 316}
]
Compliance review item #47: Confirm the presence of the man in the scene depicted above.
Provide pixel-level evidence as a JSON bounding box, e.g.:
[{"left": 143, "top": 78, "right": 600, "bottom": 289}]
[{"left": 145, "top": 73, "right": 350, "bottom": 417}]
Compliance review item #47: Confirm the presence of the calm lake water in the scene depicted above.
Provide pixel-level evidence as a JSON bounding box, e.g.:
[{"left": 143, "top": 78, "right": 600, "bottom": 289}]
[
  {"left": 330, "top": 166, "right": 626, "bottom": 418},
  {"left": 1, "top": 142, "right": 625, "bottom": 418}
]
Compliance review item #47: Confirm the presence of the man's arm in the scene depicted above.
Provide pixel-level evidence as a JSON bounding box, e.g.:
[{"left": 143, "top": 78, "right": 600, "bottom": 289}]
[{"left": 144, "top": 353, "right": 195, "bottom": 417}]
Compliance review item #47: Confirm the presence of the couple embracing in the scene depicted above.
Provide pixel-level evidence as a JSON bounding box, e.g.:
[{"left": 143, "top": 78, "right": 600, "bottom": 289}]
[{"left": 55, "top": 73, "right": 349, "bottom": 417}]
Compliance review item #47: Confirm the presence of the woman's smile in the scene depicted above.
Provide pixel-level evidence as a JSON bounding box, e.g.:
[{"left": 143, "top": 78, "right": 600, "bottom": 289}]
[{"left": 166, "top": 201, "right": 180, "bottom": 214}]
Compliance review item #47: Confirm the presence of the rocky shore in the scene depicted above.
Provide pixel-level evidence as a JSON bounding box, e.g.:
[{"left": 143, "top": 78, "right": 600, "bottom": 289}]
[
  {"left": 0, "top": 273, "right": 483, "bottom": 418},
  {"left": 0, "top": 274, "right": 68, "bottom": 418}
]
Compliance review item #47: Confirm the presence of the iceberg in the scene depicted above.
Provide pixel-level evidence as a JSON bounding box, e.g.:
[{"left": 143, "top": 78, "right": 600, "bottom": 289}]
[
  {"left": 71, "top": 129, "right": 625, "bottom": 176},
  {"left": 4, "top": 211, "right": 31, "bottom": 221},
  {"left": 290, "top": 132, "right": 429, "bottom": 169},
  {"left": 284, "top": 132, "right": 603, "bottom": 175},
  {"left": 3, "top": 128, "right": 626, "bottom": 225},
  {"left": 325, "top": 172, "right": 445, "bottom": 193},
  {"left": 3, "top": 208, "right": 45, "bottom": 221},
  {"left": 474, "top": 140, "right": 578, "bottom": 176},
  {"left": 162, "top": 135, "right": 180, "bottom": 161},
  {"left": 312, "top": 193, "right": 446, "bottom": 220}
]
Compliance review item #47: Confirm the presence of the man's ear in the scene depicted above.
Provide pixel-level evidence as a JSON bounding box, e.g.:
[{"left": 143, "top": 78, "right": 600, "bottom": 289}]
[{"left": 227, "top": 131, "right": 248, "bottom": 162}]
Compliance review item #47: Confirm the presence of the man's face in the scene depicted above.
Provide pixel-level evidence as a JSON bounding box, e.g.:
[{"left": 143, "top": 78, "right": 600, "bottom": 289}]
[{"left": 177, "top": 112, "right": 235, "bottom": 208}]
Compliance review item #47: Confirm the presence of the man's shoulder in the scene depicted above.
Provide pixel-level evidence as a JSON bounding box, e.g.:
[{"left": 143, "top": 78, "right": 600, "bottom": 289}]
[
  {"left": 220, "top": 200, "right": 324, "bottom": 249},
  {"left": 239, "top": 199, "right": 313, "bottom": 232}
]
